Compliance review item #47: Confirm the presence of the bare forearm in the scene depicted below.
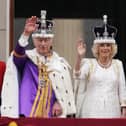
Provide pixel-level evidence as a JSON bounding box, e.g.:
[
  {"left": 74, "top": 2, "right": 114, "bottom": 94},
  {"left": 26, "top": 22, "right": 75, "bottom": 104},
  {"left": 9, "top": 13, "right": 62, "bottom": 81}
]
[{"left": 75, "top": 55, "right": 82, "bottom": 72}]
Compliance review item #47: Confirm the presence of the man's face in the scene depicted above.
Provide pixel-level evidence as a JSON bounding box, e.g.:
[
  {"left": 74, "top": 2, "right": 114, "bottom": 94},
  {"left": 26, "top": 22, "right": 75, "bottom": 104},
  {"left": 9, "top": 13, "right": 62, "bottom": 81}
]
[{"left": 33, "top": 37, "right": 53, "bottom": 56}]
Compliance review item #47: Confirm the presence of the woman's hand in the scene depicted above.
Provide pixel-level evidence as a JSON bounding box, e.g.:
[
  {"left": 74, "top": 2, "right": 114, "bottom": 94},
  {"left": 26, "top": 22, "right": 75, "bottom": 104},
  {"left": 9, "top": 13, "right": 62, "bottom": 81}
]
[
  {"left": 122, "top": 107, "right": 126, "bottom": 117},
  {"left": 74, "top": 38, "right": 86, "bottom": 73},
  {"left": 76, "top": 38, "right": 86, "bottom": 58}
]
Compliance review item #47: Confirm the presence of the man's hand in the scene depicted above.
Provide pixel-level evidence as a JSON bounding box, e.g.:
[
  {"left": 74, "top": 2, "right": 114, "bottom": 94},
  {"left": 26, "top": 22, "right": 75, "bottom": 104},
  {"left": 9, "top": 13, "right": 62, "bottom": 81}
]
[
  {"left": 52, "top": 101, "right": 62, "bottom": 117},
  {"left": 23, "top": 16, "right": 38, "bottom": 36}
]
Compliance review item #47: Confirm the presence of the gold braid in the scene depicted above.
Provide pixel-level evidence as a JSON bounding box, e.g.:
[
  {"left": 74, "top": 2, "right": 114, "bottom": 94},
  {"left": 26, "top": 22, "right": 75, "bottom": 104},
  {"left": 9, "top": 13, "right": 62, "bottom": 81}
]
[{"left": 30, "top": 57, "right": 52, "bottom": 117}]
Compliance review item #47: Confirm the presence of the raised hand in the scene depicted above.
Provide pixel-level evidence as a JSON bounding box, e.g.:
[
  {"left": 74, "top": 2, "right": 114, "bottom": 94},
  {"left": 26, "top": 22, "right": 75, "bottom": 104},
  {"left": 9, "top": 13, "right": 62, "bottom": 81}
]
[
  {"left": 23, "top": 16, "right": 38, "bottom": 36},
  {"left": 76, "top": 38, "right": 86, "bottom": 57}
]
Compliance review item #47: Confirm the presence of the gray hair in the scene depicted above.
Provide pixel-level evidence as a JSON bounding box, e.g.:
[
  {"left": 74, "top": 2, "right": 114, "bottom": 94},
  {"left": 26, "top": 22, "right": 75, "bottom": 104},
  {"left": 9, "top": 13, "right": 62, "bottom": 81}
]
[{"left": 91, "top": 43, "right": 118, "bottom": 58}]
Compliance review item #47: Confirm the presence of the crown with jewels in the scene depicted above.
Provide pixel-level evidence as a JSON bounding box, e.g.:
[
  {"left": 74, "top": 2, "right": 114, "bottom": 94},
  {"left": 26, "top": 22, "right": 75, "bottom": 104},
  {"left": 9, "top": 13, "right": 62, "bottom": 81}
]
[
  {"left": 93, "top": 15, "right": 117, "bottom": 44},
  {"left": 32, "top": 10, "right": 54, "bottom": 38}
]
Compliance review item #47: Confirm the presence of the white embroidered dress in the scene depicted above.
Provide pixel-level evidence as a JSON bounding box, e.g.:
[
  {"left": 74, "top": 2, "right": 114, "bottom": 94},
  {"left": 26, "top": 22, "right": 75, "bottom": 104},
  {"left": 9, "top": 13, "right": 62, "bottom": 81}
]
[{"left": 75, "top": 58, "right": 126, "bottom": 118}]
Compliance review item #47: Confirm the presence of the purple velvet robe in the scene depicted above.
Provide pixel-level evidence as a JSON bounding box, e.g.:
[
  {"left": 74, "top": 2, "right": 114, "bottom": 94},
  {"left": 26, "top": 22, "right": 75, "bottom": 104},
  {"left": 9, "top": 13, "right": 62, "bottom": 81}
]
[{"left": 13, "top": 43, "right": 56, "bottom": 117}]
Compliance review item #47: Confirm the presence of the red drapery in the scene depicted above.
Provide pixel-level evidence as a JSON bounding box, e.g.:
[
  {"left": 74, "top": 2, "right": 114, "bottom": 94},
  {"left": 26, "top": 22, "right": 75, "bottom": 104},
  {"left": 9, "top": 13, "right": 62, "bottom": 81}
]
[{"left": 0, "top": 117, "right": 126, "bottom": 126}]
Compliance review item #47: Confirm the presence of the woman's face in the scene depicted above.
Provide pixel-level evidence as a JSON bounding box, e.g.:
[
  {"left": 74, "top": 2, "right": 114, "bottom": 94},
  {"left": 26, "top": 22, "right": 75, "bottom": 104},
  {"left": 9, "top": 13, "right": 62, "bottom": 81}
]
[
  {"left": 33, "top": 37, "right": 53, "bottom": 56},
  {"left": 98, "top": 43, "right": 112, "bottom": 58}
]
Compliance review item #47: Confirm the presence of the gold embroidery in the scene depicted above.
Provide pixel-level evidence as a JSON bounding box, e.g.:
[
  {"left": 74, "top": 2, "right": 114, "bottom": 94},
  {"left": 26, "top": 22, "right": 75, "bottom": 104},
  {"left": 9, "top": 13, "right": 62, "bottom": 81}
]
[{"left": 30, "top": 57, "right": 53, "bottom": 117}]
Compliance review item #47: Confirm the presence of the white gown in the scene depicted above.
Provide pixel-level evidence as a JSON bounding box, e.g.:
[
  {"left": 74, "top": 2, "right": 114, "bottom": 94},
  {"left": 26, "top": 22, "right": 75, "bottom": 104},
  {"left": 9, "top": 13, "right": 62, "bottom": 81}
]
[{"left": 74, "top": 58, "right": 126, "bottom": 118}]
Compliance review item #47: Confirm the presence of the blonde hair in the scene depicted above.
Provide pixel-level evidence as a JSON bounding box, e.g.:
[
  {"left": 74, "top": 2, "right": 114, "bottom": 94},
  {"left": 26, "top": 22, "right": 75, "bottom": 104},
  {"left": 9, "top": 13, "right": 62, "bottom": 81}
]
[{"left": 92, "top": 43, "right": 118, "bottom": 58}]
